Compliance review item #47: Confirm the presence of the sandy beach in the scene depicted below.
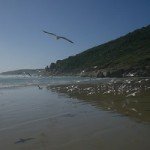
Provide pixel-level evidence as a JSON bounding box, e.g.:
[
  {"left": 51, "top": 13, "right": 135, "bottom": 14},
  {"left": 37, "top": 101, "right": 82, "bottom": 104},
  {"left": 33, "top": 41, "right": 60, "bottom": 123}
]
[
  {"left": 0, "top": 1, "right": 150, "bottom": 149},
  {"left": 0, "top": 84, "right": 150, "bottom": 150}
]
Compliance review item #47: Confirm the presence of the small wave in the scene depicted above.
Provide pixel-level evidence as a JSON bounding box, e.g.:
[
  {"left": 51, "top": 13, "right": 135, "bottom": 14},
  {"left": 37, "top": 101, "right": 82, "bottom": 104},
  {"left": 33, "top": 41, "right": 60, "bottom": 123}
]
[
  {"left": 0, "top": 75, "right": 135, "bottom": 90},
  {"left": 0, "top": 83, "right": 38, "bottom": 90}
]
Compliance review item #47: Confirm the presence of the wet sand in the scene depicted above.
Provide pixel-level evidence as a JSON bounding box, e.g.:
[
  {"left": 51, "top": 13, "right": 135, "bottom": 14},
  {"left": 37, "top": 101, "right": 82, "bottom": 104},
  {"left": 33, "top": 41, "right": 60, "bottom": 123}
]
[
  {"left": 49, "top": 78, "right": 150, "bottom": 122},
  {"left": 0, "top": 86, "right": 150, "bottom": 150}
]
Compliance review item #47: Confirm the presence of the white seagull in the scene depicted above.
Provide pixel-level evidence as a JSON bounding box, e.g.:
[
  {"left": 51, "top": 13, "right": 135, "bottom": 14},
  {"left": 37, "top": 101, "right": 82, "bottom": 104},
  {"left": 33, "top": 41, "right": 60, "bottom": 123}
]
[{"left": 43, "top": 30, "right": 74, "bottom": 43}]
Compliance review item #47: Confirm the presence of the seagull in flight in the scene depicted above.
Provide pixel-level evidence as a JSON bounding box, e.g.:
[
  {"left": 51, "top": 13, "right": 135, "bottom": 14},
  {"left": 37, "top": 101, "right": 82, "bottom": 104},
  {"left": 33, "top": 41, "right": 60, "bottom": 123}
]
[{"left": 43, "top": 30, "right": 74, "bottom": 44}]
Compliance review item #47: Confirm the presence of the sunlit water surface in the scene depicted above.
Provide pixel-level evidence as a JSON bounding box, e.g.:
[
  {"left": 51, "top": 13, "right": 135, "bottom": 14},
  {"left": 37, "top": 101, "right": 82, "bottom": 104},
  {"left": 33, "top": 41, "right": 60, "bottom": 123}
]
[{"left": 0, "top": 75, "right": 150, "bottom": 150}]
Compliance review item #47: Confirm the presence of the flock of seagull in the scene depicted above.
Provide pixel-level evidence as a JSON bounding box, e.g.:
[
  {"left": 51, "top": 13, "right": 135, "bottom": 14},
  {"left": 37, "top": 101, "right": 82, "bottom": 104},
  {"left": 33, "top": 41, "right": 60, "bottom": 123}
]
[
  {"left": 51, "top": 78, "right": 150, "bottom": 97},
  {"left": 49, "top": 78, "right": 150, "bottom": 120},
  {"left": 23, "top": 30, "right": 150, "bottom": 119}
]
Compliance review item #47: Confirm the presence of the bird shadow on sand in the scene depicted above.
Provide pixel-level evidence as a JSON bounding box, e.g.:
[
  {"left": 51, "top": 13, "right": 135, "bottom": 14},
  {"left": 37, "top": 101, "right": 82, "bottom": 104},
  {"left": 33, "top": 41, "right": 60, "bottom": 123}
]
[{"left": 14, "top": 138, "right": 35, "bottom": 144}]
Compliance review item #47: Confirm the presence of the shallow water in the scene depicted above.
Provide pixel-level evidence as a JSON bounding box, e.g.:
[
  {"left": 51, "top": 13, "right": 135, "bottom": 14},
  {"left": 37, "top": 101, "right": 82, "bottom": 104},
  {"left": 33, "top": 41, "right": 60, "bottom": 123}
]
[
  {"left": 49, "top": 82, "right": 150, "bottom": 122},
  {"left": 0, "top": 86, "right": 150, "bottom": 150},
  {"left": 0, "top": 75, "right": 150, "bottom": 149},
  {"left": 0, "top": 75, "right": 94, "bottom": 89}
]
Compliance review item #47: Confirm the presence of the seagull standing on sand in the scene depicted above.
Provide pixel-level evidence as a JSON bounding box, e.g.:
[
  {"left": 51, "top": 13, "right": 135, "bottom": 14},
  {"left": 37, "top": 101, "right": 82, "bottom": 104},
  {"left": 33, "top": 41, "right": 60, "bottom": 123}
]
[{"left": 43, "top": 30, "right": 74, "bottom": 44}]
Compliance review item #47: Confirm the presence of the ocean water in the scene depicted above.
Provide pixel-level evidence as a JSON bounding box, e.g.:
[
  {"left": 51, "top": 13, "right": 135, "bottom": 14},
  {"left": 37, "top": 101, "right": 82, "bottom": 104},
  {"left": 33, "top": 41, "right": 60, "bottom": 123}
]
[
  {"left": 0, "top": 75, "right": 150, "bottom": 150},
  {"left": 0, "top": 75, "right": 89, "bottom": 88},
  {"left": 0, "top": 75, "right": 115, "bottom": 89},
  {"left": 0, "top": 75, "right": 99, "bottom": 88}
]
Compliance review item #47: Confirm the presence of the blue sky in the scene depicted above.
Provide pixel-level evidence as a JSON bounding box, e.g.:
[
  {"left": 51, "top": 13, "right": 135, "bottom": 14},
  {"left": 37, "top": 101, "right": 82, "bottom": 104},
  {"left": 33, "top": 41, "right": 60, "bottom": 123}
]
[{"left": 0, "top": 0, "right": 150, "bottom": 72}]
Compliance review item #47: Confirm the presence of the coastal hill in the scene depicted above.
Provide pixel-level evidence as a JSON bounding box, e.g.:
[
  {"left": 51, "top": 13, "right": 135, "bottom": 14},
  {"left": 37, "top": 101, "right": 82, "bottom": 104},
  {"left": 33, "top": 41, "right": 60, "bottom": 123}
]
[
  {"left": 46, "top": 25, "right": 150, "bottom": 77},
  {"left": 0, "top": 69, "right": 44, "bottom": 76}
]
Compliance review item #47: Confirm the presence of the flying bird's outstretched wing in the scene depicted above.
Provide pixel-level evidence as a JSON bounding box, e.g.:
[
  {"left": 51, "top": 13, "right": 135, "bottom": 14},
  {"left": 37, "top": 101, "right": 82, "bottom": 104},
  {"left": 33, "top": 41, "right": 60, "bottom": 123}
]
[
  {"left": 43, "top": 30, "right": 57, "bottom": 37},
  {"left": 59, "top": 36, "right": 74, "bottom": 43},
  {"left": 43, "top": 30, "right": 74, "bottom": 43}
]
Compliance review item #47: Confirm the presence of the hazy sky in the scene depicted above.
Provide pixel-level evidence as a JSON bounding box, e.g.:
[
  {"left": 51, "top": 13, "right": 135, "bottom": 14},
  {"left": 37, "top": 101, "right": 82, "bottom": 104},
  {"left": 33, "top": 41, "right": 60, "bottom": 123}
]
[{"left": 0, "top": 0, "right": 150, "bottom": 72}]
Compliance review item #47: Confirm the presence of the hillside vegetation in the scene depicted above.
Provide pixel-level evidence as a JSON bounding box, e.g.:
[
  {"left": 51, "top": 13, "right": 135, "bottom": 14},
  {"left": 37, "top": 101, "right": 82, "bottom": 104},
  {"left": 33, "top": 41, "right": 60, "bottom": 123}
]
[{"left": 46, "top": 25, "right": 150, "bottom": 77}]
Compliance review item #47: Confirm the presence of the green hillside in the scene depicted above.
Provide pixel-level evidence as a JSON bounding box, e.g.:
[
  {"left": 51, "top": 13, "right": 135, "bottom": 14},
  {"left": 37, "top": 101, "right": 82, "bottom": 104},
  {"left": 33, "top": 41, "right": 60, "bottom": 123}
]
[{"left": 46, "top": 25, "right": 150, "bottom": 77}]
